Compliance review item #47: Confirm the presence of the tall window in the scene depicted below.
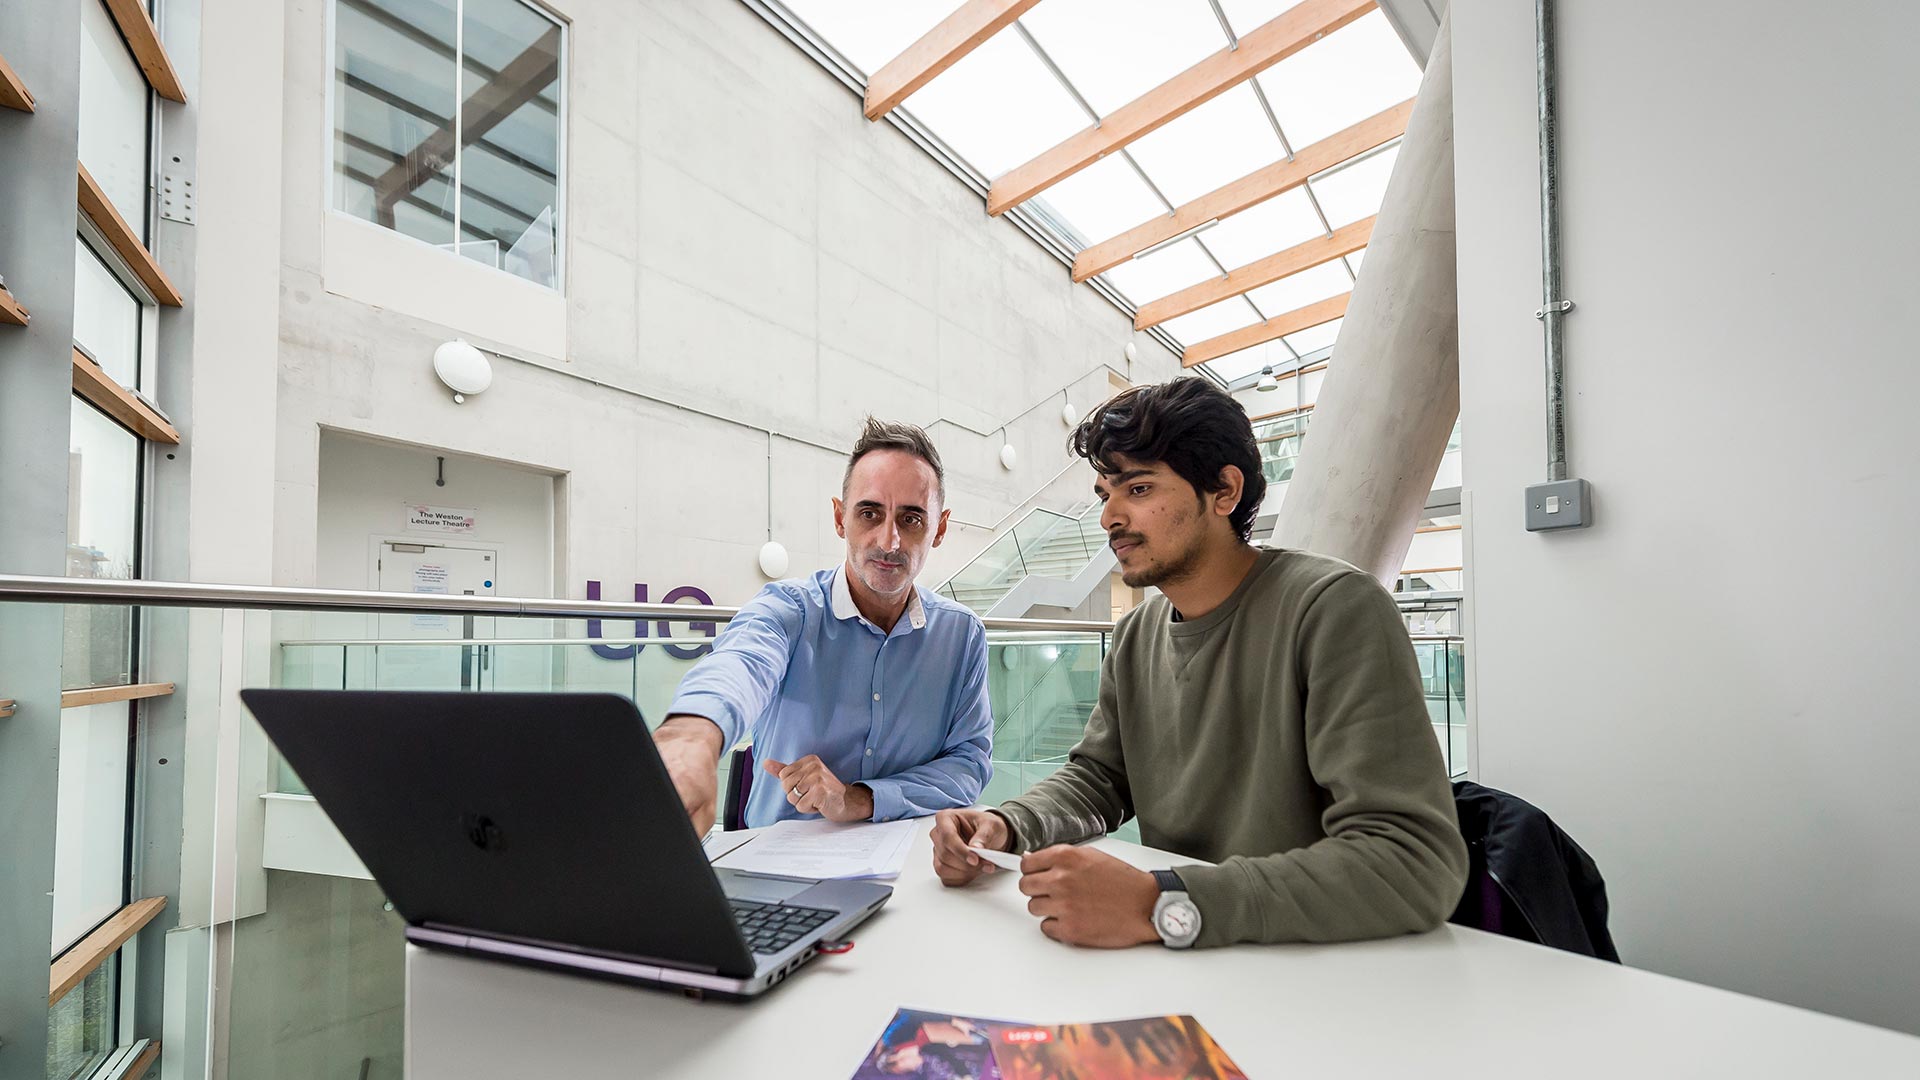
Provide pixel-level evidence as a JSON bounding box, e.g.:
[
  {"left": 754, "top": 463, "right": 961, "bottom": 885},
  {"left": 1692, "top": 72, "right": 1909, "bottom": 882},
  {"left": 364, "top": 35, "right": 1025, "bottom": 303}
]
[{"left": 331, "top": 0, "right": 565, "bottom": 289}]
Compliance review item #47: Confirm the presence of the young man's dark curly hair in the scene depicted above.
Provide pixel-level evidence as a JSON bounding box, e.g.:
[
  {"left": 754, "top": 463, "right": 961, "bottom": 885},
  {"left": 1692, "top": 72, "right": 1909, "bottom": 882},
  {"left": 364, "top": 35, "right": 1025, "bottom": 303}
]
[{"left": 1069, "top": 377, "right": 1268, "bottom": 542}]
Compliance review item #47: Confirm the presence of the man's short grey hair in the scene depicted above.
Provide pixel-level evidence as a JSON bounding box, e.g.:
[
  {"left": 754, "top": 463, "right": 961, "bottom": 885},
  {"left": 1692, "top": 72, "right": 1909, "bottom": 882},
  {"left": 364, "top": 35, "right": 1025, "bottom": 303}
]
[{"left": 842, "top": 417, "right": 946, "bottom": 503}]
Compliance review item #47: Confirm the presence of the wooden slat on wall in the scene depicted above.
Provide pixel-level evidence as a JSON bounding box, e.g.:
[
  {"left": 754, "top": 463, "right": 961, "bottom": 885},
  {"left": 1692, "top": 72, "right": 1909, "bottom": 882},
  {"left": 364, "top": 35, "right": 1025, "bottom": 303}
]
[
  {"left": 72, "top": 349, "right": 182, "bottom": 444},
  {"left": 0, "top": 281, "right": 29, "bottom": 325},
  {"left": 50, "top": 897, "right": 167, "bottom": 1005},
  {"left": 60, "top": 681, "right": 176, "bottom": 709},
  {"left": 102, "top": 0, "right": 186, "bottom": 102},
  {"left": 0, "top": 51, "right": 34, "bottom": 112},
  {"left": 77, "top": 164, "right": 183, "bottom": 306}
]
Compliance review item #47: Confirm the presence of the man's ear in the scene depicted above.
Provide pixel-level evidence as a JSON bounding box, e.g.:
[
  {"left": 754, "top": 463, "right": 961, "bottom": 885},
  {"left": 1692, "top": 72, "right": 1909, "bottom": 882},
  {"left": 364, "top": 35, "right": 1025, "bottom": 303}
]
[
  {"left": 832, "top": 497, "right": 847, "bottom": 539},
  {"left": 1214, "top": 465, "right": 1245, "bottom": 519},
  {"left": 932, "top": 507, "right": 952, "bottom": 549}
]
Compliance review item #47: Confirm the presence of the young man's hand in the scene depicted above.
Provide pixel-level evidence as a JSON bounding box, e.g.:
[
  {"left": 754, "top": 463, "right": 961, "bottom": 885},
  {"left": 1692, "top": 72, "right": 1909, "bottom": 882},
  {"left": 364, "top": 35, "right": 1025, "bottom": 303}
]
[
  {"left": 1018, "top": 845, "right": 1161, "bottom": 948},
  {"left": 654, "top": 715, "right": 724, "bottom": 835},
  {"left": 761, "top": 755, "right": 873, "bottom": 822},
  {"left": 929, "top": 808, "right": 1013, "bottom": 886}
]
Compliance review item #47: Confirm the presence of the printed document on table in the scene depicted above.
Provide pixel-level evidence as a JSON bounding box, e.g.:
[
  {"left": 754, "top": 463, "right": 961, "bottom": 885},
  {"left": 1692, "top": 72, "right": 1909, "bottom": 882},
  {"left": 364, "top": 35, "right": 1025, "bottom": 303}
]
[{"left": 713, "top": 818, "right": 916, "bottom": 880}]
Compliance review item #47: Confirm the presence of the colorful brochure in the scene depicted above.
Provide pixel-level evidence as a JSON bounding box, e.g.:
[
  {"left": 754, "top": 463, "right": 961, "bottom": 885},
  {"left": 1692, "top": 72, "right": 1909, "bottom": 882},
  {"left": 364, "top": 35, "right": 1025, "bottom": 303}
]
[{"left": 852, "top": 1010, "right": 1248, "bottom": 1080}]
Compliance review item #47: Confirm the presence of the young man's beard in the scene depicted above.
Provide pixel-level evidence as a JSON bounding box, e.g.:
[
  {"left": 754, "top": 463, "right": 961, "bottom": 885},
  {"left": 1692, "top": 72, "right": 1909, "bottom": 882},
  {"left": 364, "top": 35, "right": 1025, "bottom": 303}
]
[{"left": 1117, "top": 500, "right": 1208, "bottom": 589}]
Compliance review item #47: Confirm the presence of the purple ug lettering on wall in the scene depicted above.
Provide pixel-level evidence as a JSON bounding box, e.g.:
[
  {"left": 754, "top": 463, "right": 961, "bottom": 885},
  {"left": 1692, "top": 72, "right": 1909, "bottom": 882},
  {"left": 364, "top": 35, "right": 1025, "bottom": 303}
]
[{"left": 586, "top": 580, "right": 716, "bottom": 661}]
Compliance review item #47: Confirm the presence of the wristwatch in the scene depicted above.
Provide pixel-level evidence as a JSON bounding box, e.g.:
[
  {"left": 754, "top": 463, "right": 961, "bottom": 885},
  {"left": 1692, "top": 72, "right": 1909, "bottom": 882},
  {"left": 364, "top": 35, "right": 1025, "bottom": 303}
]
[{"left": 1151, "top": 869, "right": 1201, "bottom": 949}]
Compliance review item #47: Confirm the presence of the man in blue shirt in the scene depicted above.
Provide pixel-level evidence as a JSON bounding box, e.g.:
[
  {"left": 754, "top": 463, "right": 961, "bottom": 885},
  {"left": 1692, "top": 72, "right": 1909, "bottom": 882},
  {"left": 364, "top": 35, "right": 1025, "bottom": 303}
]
[{"left": 654, "top": 418, "right": 993, "bottom": 831}]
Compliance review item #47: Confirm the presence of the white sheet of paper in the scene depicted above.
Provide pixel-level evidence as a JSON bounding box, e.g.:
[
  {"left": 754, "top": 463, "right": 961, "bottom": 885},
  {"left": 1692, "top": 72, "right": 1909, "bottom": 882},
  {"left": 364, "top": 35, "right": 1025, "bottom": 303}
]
[
  {"left": 713, "top": 818, "right": 916, "bottom": 880},
  {"left": 702, "top": 830, "right": 758, "bottom": 863},
  {"left": 970, "top": 846, "right": 1023, "bottom": 871}
]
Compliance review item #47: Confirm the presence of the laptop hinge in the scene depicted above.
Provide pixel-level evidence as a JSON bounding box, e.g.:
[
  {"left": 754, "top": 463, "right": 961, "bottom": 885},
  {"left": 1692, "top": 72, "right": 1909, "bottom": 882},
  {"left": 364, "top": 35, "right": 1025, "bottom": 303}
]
[{"left": 416, "top": 921, "right": 724, "bottom": 976}]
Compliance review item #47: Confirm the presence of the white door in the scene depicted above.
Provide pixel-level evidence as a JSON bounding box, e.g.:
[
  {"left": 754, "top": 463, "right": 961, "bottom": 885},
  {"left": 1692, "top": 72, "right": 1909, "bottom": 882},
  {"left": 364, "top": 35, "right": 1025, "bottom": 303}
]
[{"left": 374, "top": 542, "right": 498, "bottom": 690}]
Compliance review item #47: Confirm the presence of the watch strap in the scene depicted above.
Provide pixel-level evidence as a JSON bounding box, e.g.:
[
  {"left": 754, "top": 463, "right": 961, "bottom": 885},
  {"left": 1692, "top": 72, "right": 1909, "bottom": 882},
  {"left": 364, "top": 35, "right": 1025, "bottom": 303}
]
[{"left": 1152, "top": 869, "right": 1186, "bottom": 893}]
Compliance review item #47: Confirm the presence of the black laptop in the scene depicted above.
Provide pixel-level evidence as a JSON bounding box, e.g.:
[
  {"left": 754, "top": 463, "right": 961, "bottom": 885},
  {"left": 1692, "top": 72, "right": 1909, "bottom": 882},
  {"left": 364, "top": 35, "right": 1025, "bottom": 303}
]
[{"left": 239, "top": 689, "right": 892, "bottom": 1000}]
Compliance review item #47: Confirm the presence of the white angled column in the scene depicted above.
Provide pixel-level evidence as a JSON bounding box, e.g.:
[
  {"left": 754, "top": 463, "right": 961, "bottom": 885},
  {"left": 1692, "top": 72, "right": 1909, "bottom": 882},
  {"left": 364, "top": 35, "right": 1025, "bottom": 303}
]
[{"left": 1268, "top": 13, "right": 1458, "bottom": 584}]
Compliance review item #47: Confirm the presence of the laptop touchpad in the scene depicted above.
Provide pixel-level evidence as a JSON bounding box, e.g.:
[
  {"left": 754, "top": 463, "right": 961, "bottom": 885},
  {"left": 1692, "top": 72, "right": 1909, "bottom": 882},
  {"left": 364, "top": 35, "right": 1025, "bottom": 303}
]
[{"left": 716, "top": 869, "right": 815, "bottom": 903}]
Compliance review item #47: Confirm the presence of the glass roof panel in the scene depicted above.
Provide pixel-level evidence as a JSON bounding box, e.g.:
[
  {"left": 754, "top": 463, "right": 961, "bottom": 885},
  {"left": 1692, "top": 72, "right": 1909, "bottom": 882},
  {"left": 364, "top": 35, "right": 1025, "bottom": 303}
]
[
  {"left": 1284, "top": 316, "right": 1344, "bottom": 356},
  {"left": 780, "top": 0, "right": 955, "bottom": 75},
  {"left": 1204, "top": 343, "right": 1282, "bottom": 383},
  {"left": 1308, "top": 144, "right": 1400, "bottom": 227},
  {"left": 1034, "top": 155, "right": 1168, "bottom": 245},
  {"left": 1196, "top": 187, "right": 1324, "bottom": 269},
  {"left": 1018, "top": 0, "right": 1225, "bottom": 117},
  {"left": 1255, "top": 11, "right": 1422, "bottom": 149},
  {"left": 902, "top": 31, "right": 1094, "bottom": 178},
  {"left": 1162, "top": 296, "right": 1261, "bottom": 346},
  {"left": 1213, "top": 0, "right": 1311, "bottom": 38},
  {"left": 1125, "top": 84, "right": 1285, "bottom": 206},
  {"left": 1246, "top": 262, "right": 1351, "bottom": 316},
  {"left": 1097, "top": 238, "right": 1219, "bottom": 306}
]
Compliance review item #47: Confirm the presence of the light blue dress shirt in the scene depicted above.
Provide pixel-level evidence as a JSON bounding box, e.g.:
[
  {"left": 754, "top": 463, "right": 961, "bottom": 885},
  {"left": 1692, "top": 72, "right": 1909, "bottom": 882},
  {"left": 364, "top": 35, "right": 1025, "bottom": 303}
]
[{"left": 667, "top": 566, "right": 993, "bottom": 828}]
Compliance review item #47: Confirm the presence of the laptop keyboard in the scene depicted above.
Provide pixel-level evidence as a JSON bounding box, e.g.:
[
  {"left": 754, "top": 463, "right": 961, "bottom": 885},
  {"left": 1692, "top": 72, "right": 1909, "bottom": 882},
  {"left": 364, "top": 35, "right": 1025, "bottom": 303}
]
[{"left": 728, "top": 899, "right": 837, "bottom": 955}]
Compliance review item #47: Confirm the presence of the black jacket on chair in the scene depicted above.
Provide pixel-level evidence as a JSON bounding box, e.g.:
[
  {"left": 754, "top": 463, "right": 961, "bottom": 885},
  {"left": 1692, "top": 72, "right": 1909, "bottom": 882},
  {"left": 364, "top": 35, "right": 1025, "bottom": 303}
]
[{"left": 1450, "top": 781, "right": 1620, "bottom": 962}]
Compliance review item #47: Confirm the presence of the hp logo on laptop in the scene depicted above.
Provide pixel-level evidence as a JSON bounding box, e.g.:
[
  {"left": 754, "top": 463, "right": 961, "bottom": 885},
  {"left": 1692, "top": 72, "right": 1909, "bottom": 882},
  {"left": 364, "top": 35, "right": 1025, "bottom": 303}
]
[{"left": 462, "top": 813, "right": 506, "bottom": 853}]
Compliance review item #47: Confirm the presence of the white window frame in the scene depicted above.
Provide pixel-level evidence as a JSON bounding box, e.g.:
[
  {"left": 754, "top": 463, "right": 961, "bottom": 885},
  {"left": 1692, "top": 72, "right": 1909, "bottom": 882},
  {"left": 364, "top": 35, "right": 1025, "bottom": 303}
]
[{"left": 322, "top": 0, "right": 571, "bottom": 294}]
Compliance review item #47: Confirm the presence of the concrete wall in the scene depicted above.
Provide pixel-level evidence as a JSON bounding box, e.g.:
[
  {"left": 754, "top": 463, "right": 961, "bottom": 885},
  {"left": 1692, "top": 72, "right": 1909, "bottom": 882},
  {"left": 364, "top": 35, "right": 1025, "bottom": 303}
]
[
  {"left": 1453, "top": 0, "right": 1920, "bottom": 1034},
  {"left": 269, "top": 0, "right": 1179, "bottom": 611}
]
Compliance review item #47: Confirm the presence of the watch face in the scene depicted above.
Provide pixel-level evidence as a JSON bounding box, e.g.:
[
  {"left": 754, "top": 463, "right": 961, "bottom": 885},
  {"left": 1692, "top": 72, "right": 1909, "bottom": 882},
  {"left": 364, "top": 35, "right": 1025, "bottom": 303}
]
[{"left": 1158, "top": 901, "right": 1198, "bottom": 939}]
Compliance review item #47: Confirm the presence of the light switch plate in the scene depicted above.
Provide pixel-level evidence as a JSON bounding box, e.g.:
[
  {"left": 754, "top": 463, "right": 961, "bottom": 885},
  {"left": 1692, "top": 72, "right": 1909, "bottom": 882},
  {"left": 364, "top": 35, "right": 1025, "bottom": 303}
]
[{"left": 1525, "top": 478, "right": 1591, "bottom": 531}]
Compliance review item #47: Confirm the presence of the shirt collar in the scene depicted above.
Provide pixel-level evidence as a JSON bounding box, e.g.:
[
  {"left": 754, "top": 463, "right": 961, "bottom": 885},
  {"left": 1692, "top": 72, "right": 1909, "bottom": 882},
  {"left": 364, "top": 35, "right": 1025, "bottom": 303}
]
[{"left": 831, "top": 564, "right": 926, "bottom": 633}]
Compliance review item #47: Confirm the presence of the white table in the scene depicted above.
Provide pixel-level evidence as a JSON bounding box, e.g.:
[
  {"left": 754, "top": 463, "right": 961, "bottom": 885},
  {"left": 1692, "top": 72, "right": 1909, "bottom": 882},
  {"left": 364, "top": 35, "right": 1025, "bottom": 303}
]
[{"left": 407, "top": 820, "right": 1920, "bottom": 1077}]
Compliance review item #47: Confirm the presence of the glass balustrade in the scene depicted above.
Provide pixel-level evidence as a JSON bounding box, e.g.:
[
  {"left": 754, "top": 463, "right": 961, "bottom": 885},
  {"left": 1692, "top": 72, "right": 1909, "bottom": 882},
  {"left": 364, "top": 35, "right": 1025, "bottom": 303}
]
[{"left": 6, "top": 580, "right": 1457, "bottom": 1078}]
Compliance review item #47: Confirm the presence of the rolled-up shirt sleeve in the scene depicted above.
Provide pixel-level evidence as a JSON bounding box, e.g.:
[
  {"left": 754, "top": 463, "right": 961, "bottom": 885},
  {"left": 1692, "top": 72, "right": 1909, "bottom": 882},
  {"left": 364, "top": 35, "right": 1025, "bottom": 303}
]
[
  {"left": 859, "top": 619, "right": 993, "bottom": 821},
  {"left": 665, "top": 584, "right": 805, "bottom": 749}
]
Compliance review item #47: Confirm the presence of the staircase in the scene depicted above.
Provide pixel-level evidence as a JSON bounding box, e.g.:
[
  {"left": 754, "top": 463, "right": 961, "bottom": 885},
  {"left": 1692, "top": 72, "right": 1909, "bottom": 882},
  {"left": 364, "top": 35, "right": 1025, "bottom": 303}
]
[{"left": 939, "top": 503, "right": 1113, "bottom": 617}]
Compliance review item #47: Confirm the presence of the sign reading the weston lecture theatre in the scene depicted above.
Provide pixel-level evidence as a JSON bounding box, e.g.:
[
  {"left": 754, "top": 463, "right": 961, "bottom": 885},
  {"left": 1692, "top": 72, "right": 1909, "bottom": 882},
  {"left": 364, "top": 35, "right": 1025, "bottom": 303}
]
[{"left": 404, "top": 503, "right": 478, "bottom": 535}]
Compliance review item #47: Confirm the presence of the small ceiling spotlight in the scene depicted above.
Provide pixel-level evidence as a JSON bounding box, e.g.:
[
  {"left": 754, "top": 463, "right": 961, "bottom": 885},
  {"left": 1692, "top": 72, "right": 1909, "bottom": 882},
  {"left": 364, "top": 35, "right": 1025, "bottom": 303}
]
[{"left": 433, "top": 340, "right": 493, "bottom": 404}]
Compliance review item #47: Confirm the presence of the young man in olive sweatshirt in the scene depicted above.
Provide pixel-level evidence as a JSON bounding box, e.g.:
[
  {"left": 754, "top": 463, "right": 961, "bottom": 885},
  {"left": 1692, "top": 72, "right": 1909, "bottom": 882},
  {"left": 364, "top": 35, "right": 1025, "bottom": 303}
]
[{"left": 930, "top": 378, "right": 1467, "bottom": 950}]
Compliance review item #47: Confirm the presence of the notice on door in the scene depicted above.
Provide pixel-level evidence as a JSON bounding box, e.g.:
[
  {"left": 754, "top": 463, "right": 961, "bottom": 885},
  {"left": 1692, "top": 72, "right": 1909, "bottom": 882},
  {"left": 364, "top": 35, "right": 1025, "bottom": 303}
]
[
  {"left": 405, "top": 503, "right": 478, "bottom": 535},
  {"left": 412, "top": 562, "right": 451, "bottom": 628}
]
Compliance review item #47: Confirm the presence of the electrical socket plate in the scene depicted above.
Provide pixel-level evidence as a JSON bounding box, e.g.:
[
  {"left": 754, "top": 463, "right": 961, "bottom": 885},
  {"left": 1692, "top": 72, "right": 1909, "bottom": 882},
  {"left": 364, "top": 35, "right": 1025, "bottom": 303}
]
[{"left": 1525, "top": 478, "right": 1592, "bottom": 532}]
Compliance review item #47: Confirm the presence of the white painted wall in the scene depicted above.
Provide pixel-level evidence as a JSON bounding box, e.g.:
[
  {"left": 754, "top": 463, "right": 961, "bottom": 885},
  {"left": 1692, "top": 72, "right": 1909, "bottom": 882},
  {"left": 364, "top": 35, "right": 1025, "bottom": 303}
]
[
  {"left": 268, "top": 0, "right": 1180, "bottom": 611},
  {"left": 1453, "top": 0, "right": 1920, "bottom": 1035}
]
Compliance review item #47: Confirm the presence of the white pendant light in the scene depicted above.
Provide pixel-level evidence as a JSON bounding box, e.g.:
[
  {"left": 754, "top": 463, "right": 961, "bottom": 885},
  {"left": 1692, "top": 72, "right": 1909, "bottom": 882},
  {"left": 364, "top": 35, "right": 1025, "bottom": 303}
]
[
  {"left": 1062, "top": 401, "right": 1079, "bottom": 428},
  {"left": 1255, "top": 365, "right": 1280, "bottom": 392},
  {"left": 999, "top": 442, "right": 1018, "bottom": 470},
  {"left": 1123, "top": 341, "right": 1138, "bottom": 364},
  {"left": 757, "top": 541, "right": 789, "bottom": 579},
  {"left": 433, "top": 340, "right": 493, "bottom": 404}
]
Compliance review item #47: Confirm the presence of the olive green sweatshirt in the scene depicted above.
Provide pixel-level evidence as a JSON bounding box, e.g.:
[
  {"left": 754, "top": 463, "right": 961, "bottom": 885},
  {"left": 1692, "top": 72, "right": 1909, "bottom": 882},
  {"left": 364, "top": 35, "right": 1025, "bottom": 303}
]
[{"left": 995, "top": 548, "right": 1468, "bottom": 948}]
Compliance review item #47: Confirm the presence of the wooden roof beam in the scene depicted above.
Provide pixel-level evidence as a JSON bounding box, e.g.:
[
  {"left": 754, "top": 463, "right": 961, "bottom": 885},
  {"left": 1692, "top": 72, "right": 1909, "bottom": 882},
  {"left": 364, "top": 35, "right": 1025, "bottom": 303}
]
[
  {"left": 51, "top": 897, "right": 167, "bottom": 1005},
  {"left": 103, "top": 0, "right": 186, "bottom": 102},
  {"left": 1136, "top": 216, "right": 1374, "bottom": 330},
  {"left": 1182, "top": 292, "right": 1349, "bottom": 368},
  {"left": 1073, "top": 100, "right": 1411, "bottom": 283},
  {"left": 0, "top": 51, "right": 35, "bottom": 112},
  {"left": 986, "top": 0, "right": 1376, "bottom": 215},
  {"left": 863, "top": 0, "right": 1043, "bottom": 121}
]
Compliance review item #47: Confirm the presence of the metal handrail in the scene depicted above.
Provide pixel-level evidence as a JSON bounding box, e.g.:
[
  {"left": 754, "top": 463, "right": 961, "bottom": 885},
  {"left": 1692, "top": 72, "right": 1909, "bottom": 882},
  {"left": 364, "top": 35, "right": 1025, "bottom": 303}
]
[{"left": 0, "top": 574, "right": 1118, "bottom": 634}]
